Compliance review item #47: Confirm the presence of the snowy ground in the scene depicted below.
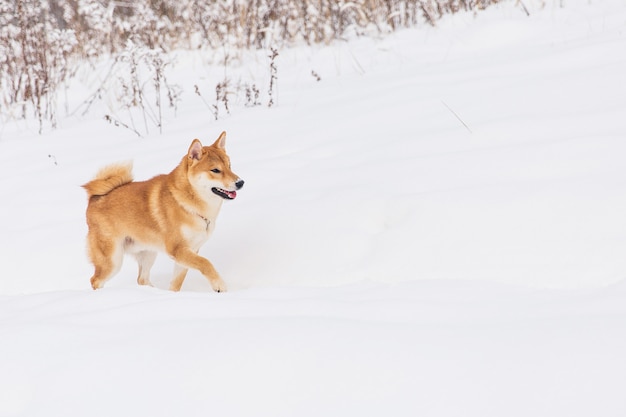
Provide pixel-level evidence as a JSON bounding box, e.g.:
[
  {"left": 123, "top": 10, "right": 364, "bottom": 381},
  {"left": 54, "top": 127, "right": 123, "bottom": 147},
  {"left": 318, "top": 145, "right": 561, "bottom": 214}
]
[{"left": 1, "top": 1, "right": 626, "bottom": 416}]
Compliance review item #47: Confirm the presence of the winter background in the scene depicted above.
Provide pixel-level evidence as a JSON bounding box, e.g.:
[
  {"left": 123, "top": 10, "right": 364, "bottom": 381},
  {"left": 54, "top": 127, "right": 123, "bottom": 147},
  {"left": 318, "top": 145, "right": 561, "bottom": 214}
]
[{"left": 1, "top": 0, "right": 626, "bottom": 416}]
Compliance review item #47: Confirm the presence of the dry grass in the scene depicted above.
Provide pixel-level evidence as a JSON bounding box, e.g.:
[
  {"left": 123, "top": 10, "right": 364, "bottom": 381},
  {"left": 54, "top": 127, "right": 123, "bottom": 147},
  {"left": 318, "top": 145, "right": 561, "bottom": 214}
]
[{"left": 1, "top": 0, "right": 507, "bottom": 131}]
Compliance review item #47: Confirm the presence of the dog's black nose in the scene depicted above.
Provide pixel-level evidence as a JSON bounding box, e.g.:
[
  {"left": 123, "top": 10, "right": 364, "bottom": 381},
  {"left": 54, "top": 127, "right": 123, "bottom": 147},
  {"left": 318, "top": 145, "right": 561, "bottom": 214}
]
[{"left": 235, "top": 179, "right": 244, "bottom": 189}]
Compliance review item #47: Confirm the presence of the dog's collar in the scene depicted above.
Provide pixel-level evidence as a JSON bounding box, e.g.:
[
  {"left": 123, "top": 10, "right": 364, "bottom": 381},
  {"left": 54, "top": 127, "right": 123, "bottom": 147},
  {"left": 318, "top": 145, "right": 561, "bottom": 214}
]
[{"left": 196, "top": 213, "right": 210, "bottom": 231}]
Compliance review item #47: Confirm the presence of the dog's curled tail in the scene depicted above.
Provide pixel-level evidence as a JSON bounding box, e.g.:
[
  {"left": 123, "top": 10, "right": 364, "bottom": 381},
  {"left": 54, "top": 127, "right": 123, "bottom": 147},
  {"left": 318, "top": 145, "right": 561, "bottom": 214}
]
[{"left": 83, "top": 162, "right": 133, "bottom": 198}]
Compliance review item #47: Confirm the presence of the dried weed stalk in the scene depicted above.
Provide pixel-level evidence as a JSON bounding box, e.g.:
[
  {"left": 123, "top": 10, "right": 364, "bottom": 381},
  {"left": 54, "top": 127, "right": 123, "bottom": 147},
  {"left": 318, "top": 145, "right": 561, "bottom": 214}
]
[{"left": 268, "top": 48, "right": 279, "bottom": 108}]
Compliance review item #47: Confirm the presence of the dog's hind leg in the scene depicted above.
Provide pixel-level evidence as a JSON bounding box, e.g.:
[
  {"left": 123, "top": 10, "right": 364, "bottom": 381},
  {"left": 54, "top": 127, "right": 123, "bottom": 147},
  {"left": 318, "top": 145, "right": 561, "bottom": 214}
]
[
  {"left": 169, "top": 263, "right": 189, "bottom": 292},
  {"left": 135, "top": 250, "right": 157, "bottom": 286},
  {"left": 88, "top": 237, "right": 123, "bottom": 290}
]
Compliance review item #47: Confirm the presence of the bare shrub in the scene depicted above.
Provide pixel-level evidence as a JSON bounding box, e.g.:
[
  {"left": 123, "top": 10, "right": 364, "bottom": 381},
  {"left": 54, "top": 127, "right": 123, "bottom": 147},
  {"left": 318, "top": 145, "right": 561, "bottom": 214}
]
[
  {"left": 78, "top": 41, "right": 180, "bottom": 136},
  {"left": 27, "top": 0, "right": 507, "bottom": 57},
  {"left": 2, "top": 0, "right": 508, "bottom": 132},
  {"left": 0, "top": 0, "right": 77, "bottom": 132}
]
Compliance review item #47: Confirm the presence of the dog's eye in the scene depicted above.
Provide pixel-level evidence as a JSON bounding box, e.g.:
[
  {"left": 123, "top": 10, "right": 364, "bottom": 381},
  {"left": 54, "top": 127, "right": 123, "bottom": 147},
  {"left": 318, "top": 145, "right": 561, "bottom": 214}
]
[{"left": 211, "top": 168, "right": 221, "bottom": 174}]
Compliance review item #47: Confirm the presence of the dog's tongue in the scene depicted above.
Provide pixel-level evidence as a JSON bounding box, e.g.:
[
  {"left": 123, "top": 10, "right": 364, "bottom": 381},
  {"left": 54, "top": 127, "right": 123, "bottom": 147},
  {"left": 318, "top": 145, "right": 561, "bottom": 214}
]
[{"left": 225, "top": 190, "right": 237, "bottom": 199}]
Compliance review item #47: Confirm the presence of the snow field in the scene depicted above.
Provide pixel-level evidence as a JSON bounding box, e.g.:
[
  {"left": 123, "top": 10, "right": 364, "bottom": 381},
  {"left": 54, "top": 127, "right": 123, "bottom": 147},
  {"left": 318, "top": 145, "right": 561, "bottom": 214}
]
[{"left": 1, "top": 1, "right": 626, "bottom": 416}]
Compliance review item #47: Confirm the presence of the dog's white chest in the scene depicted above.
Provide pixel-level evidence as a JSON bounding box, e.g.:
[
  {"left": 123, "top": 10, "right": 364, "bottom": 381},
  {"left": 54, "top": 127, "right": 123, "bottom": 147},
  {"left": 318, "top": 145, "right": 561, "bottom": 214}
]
[{"left": 181, "top": 215, "right": 215, "bottom": 250}]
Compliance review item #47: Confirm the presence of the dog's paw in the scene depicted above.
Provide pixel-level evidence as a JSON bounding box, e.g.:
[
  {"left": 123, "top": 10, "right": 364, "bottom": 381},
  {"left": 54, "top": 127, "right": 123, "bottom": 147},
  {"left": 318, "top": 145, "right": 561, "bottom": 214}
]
[
  {"left": 211, "top": 278, "right": 227, "bottom": 293},
  {"left": 137, "top": 278, "right": 153, "bottom": 287},
  {"left": 90, "top": 277, "right": 104, "bottom": 290}
]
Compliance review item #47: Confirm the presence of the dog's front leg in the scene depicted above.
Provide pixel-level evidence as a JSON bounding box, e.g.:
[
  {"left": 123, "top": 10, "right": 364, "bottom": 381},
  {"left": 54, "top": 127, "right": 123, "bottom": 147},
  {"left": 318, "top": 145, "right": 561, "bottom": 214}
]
[
  {"left": 167, "top": 245, "right": 227, "bottom": 292},
  {"left": 169, "top": 263, "right": 189, "bottom": 292}
]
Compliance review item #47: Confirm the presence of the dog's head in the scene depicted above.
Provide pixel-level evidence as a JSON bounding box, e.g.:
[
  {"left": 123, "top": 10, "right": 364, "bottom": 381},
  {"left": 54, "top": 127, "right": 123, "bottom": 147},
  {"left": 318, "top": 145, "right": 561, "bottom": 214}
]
[{"left": 186, "top": 131, "right": 244, "bottom": 200}]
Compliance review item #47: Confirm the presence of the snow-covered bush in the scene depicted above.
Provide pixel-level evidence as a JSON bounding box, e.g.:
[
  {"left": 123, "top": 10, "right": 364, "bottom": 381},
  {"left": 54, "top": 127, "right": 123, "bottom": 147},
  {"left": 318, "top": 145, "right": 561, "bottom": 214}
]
[
  {"left": 0, "top": 0, "right": 77, "bottom": 132},
  {"left": 1, "top": 0, "right": 506, "bottom": 131}
]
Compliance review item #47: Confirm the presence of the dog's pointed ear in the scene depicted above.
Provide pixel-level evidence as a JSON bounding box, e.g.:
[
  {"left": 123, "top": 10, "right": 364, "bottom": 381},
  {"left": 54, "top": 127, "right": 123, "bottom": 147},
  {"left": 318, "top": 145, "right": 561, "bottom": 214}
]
[
  {"left": 188, "top": 139, "right": 203, "bottom": 161},
  {"left": 212, "top": 131, "right": 226, "bottom": 150}
]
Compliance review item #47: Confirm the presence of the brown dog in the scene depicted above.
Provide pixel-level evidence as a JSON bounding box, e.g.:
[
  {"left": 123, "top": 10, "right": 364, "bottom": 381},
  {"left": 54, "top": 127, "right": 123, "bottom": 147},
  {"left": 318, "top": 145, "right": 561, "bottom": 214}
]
[{"left": 83, "top": 131, "right": 243, "bottom": 292}]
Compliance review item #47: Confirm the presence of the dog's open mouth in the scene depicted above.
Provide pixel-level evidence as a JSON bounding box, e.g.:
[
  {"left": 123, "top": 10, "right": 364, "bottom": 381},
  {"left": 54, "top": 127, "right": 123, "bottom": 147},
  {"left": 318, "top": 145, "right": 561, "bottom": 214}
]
[{"left": 212, "top": 187, "right": 237, "bottom": 200}]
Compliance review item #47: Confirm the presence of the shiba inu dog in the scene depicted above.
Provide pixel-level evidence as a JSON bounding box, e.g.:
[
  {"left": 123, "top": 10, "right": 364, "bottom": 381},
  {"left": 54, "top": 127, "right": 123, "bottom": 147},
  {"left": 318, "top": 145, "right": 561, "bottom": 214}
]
[{"left": 83, "top": 131, "right": 243, "bottom": 292}]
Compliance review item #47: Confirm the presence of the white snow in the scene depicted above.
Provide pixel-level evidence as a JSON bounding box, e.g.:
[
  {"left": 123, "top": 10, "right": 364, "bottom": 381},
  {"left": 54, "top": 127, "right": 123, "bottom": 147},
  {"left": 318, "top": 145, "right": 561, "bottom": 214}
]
[{"left": 2, "top": 1, "right": 626, "bottom": 416}]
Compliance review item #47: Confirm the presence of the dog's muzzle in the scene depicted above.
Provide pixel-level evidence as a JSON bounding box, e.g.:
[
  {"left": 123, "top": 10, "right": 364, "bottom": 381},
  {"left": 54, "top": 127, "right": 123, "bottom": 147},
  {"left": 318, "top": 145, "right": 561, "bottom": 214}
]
[{"left": 212, "top": 178, "right": 244, "bottom": 200}]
